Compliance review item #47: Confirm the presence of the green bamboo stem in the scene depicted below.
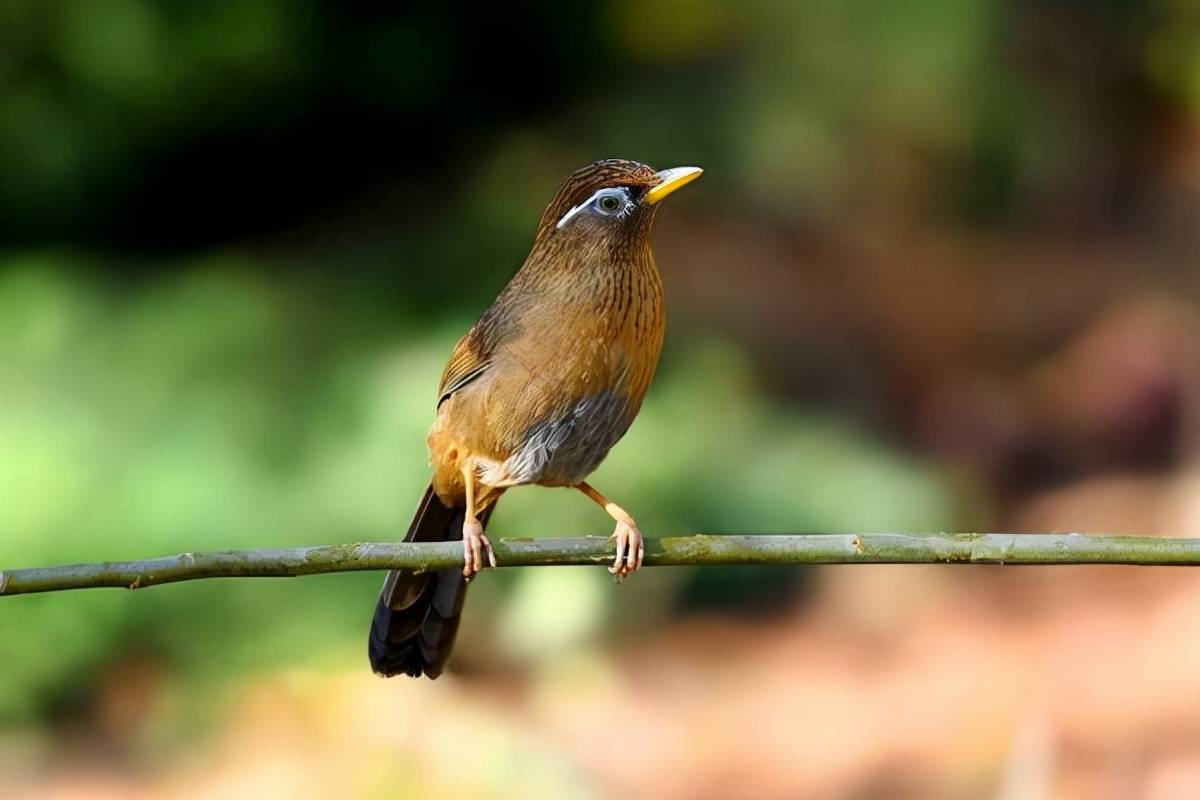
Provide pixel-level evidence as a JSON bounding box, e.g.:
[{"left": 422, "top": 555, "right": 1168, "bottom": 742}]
[{"left": 2, "top": 533, "right": 1198, "bottom": 596}]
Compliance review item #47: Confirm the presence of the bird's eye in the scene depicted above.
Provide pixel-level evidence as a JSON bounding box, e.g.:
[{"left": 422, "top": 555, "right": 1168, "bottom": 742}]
[{"left": 597, "top": 194, "right": 622, "bottom": 214}]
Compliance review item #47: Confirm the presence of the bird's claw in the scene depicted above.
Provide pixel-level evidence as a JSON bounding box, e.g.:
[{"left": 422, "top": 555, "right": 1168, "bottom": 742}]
[
  {"left": 462, "top": 517, "right": 495, "bottom": 580},
  {"left": 609, "top": 520, "right": 644, "bottom": 583}
]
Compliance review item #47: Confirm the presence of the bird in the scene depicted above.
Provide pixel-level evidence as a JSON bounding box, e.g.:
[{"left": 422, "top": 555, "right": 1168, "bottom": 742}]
[{"left": 368, "top": 158, "right": 702, "bottom": 678}]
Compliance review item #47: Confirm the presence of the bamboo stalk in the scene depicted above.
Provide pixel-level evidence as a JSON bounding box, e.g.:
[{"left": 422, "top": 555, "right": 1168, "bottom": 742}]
[{"left": 2, "top": 533, "right": 1198, "bottom": 597}]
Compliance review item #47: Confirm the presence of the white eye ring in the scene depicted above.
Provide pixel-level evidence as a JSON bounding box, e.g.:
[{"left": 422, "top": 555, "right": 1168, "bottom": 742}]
[{"left": 556, "top": 187, "right": 631, "bottom": 230}]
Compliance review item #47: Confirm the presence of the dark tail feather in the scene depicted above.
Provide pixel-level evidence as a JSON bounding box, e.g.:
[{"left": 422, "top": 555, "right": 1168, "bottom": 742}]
[{"left": 368, "top": 485, "right": 494, "bottom": 678}]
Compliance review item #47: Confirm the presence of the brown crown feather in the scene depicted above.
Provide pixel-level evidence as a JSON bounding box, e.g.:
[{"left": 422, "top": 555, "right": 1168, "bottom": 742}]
[{"left": 534, "top": 159, "right": 661, "bottom": 240}]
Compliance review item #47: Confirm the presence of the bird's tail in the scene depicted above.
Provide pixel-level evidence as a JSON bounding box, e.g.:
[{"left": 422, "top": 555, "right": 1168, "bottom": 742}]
[{"left": 368, "top": 485, "right": 494, "bottom": 678}]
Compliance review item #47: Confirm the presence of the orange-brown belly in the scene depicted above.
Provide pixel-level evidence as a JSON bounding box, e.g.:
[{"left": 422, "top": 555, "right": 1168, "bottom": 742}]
[{"left": 428, "top": 280, "right": 664, "bottom": 508}]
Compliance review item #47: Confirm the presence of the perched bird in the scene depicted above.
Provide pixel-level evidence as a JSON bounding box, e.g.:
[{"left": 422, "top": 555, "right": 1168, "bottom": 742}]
[{"left": 368, "top": 159, "right": 702, "bottom": 678}]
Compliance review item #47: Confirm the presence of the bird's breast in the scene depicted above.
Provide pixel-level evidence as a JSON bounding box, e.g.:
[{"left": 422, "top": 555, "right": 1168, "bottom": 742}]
[
  {"left": 432, "top": 258, "right": 665, "bottom": 493},
  {"left": 487, "top": 386, "right": 636, "bottom": 487}
]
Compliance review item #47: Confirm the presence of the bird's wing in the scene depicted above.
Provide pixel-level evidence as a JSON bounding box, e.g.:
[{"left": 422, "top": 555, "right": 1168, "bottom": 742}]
[
  {"left": 437, "top": 330, "right": 491, "bottom": 408},
  {"left": 437, "top": 292, "right": 525, "bottom": 408}
]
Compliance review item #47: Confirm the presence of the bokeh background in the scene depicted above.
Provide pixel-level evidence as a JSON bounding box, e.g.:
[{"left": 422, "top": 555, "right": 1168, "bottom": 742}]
[{"left": 2, "top": 1, "right": 1199, "bottom": 798}]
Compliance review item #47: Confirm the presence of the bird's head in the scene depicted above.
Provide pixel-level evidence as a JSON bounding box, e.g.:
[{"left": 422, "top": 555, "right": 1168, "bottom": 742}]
[{"left": 534, "top": 159, "right": 702, "bottom": 250}]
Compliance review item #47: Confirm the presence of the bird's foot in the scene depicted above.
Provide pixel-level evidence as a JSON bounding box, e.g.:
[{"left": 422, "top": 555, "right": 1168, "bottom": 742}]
[
  {"left": 462, "top": 517, "right": 495, "bottom": 580},
  {"left": 609, "top": 520, "right": 644, "bottom": 583}
]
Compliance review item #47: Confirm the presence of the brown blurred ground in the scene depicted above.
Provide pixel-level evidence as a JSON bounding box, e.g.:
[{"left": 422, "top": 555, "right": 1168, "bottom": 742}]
[{"left": 11, "top": 531, "right": 1200, "bottom": 799}]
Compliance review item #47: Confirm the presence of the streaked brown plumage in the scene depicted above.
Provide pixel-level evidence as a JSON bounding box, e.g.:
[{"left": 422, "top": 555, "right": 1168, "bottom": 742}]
[{"left": 369, "top": 159, "right": 701, "bottom": 678}]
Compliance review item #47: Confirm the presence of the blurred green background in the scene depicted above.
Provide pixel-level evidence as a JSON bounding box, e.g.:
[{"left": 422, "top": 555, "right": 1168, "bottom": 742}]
[{"left": 2, "top": 1, "right": 1199, "bottom": 797}]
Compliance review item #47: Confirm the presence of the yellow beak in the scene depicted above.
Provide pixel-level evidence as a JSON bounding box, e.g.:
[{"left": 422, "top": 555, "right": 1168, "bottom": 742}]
[{"left": 644, "top": 166, "right": 703, "bottom": 205}]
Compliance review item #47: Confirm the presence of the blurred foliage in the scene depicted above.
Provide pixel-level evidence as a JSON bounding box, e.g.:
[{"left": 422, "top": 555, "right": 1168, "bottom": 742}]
[
  {"left": 0, "top": 255, "right": 954, "bottom": 724},
  {"left": 2, "top": 0, "right": 1195, "bottom": 251}
]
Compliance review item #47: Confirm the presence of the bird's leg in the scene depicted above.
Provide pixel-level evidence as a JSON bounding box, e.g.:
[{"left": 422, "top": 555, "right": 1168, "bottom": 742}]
[
  {"left": 461, "top": 462, "right": 495, "bottom": 580},
  {"left": 577, "top": 481, "right": 643, "bottom": 581}
]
